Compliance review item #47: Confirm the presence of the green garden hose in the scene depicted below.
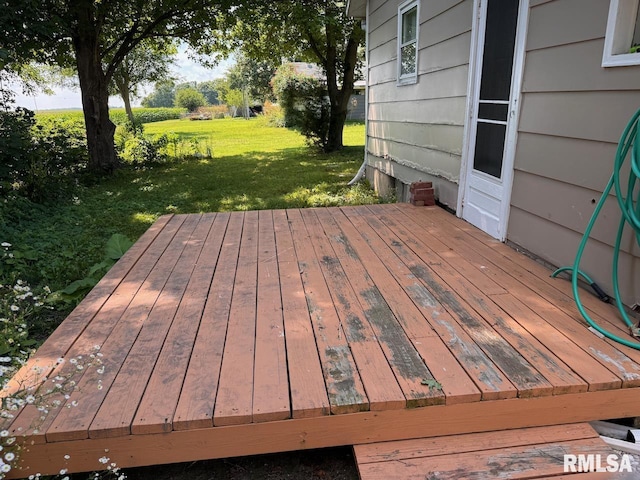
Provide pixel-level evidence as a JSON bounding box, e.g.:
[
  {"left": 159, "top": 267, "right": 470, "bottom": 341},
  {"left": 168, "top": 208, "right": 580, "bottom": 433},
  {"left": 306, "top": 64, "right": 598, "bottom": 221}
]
[{"left": 551, "top": 107, "right": 640, "bottom": 350}]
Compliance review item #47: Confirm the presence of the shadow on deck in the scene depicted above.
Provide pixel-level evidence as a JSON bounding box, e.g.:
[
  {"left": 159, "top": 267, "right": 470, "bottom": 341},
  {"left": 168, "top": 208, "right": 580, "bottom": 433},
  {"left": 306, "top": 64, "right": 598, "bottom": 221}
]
[{"left": 4, "top": 204, "right": 640, "bottom": 478}]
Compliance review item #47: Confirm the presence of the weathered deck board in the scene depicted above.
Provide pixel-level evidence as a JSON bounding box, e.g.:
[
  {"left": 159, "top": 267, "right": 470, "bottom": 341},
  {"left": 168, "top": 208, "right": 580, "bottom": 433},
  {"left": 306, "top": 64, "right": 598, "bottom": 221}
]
[
  {"left": 424, "top": 207, "right": 640, "bottom": 385},
  {"left": 369, "top": 206, "right": 586, "bottom": 395},
  {"left": 46, "top": 214, "right": 203, "bottom": 442},
  {"left": 252, "top": 210, "right": 290, "bottom": 423},
  {"left": 272, "top": 210, "right": 330, "bottom": 418},
  {"left": 355, "top": 423, "right": 616, "bottom": 479},
  {"left": 6, "top": 204, "right": 640, "bottom": 479},
  {"left": 356, "top": 205, "right": 553, "bottom": 399},
  {"left": 172, "top": 212, "right": 241, "bottom": 431},
  {"left": 287, "top": 208, "right": 372, "bottom": 413},
  {"left": 297, "top": 208, "right": 405, "bottom": 411},
  {"left": 130, "top": 213, "right": 223, "bottom": 435},
  {"left": 92, "top": 213, "right": 220, "bottom": 438},
  {"left": 214, "top": 211, "right": 258, "bottom": 426},
  {"left": 311, "top": 208, "right": 444, "bottom": 407},
  {"left": 9, "top": 214, "right": 190, "bottom": 443}
]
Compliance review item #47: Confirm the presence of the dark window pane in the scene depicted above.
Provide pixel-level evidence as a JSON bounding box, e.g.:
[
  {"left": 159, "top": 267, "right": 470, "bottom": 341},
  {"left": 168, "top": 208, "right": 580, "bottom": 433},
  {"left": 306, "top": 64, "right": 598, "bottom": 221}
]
[
  {"left": 479, "top": 0, "right": 519, "bottom": 101},
  {"left": 473, "top": 122, "right": 506, "bottom": 178},
  {"left": 478, "top": 103, "right": 509, "bottom": 122},
  {"left": 402, "top": 7, "right": 417, "bottom": 43}
]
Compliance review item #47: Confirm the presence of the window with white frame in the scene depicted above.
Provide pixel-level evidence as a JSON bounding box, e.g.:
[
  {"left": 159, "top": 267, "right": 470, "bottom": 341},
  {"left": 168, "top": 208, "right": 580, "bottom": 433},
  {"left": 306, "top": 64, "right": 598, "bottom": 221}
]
[
  {"left": 398, "top": 0, "right": 419, "bottom": 84},
  {"left": 602, "top": 0, "right": 640, "bottom": 67}
]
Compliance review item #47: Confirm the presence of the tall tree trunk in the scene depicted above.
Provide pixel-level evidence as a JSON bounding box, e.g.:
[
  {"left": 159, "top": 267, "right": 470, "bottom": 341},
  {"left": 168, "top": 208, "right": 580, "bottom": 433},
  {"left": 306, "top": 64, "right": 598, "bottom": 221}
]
[
  {"left": 324, "top": 23, "right": 363, "bottom": 153},
  {"left": 116, "top": 76, "right": 135, "bottom": 125},
  {"left": 72, "top": 0, "right": 119, "bottom": 174}
]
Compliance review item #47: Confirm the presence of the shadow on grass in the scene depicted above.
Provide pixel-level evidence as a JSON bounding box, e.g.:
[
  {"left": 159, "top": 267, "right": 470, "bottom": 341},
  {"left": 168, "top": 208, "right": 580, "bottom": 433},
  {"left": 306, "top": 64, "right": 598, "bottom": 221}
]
[
  {"left": 1, "top": 144, "right": 377, "bottom": 293},
  {"left": 97, "top": 145, "right": 372, "bottom": 269},
  {"left": 105, "top": 145, "right": 374, "bottom": 232}
]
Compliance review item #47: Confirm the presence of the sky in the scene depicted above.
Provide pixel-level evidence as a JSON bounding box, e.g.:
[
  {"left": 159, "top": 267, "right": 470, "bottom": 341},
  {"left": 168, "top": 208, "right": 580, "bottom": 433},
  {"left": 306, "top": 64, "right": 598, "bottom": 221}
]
[{"left": 11, "top": 46, "right": 234, "bottom": 111}]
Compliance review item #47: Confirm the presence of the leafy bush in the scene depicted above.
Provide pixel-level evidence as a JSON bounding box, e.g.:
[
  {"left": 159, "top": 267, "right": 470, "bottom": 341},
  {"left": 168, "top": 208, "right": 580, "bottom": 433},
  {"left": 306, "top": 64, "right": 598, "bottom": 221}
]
[
  {"left": 174, "top": 88, "right": 207, "bottom": 112},
  {"left": 259, "top": 101, "right": 285, "bottom": 127},
  {"left": 0, "top": 108, "right": 87, "bottom": 203},
  {"left": 52, "top": 233, "right": 133, "bottom": 304},
  {"left": 115, "top": 122, "right": 169, "bottom": 167},
  {"left": 161, "top": 132, "right": 213, "bottom": 160},
  {"left": 0, "top": 108, "right": 33, "bottom": 197},
  {"left": 271, "top": 64, "right": 330, "bottom": 150}
]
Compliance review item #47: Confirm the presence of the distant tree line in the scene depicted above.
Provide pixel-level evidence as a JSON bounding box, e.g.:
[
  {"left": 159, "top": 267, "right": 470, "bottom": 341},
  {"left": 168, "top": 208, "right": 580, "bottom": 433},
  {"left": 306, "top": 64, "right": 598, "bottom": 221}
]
[
  {"left": 141, "top": 81, "right": 219, "bottom": 110},
  {"left": 141, "top": 54, "right": 276, "bottom": 114}
]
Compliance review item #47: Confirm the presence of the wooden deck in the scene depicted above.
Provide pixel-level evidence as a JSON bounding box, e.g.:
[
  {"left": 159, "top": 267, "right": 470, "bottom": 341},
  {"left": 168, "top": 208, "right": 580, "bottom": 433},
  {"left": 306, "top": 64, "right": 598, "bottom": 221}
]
[
  {"left": 5, "top": 204, "right": 640, "bottom": 477},
  {"left": 354, "top": 423, "right": 620, "bottom": 479}
]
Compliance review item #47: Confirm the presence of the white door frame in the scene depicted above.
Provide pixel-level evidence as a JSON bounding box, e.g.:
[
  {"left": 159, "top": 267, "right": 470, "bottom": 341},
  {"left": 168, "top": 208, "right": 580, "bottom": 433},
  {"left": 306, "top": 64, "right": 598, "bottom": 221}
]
[{"left": 457, "top": 0, "right": 530, "bottom": 241}]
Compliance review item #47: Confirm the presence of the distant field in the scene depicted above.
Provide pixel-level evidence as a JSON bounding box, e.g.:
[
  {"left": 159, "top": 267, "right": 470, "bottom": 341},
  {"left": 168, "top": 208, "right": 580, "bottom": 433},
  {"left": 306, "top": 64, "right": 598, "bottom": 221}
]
[{"left": 35, "top": 107, "right": 187, "bottom": 125}]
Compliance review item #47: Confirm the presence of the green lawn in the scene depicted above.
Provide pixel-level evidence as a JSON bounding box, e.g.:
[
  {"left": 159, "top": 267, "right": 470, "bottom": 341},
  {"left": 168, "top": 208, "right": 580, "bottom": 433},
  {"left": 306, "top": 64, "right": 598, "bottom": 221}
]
[{"left": 2, "top": 118, "right": 376, "bottom": 298}]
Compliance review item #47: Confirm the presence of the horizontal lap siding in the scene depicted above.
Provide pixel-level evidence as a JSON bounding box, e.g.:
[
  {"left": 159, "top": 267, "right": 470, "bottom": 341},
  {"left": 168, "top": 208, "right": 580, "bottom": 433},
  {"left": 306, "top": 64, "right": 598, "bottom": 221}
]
[
  {"left": 510, "top": 0, "right": 640, "bottom": 305},
  {"left": 366, "top": 0, "right": 472, "bottom": 204}
]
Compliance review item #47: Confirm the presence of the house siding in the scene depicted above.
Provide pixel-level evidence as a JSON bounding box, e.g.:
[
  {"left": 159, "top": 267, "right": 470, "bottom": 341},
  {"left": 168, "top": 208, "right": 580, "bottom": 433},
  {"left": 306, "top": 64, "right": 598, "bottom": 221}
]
[
  {"left": 509, "top": 0, "right": 640, "bottom": 306},
  {"left": 365, "top": 0, "right": 472, "bottom": 206}
]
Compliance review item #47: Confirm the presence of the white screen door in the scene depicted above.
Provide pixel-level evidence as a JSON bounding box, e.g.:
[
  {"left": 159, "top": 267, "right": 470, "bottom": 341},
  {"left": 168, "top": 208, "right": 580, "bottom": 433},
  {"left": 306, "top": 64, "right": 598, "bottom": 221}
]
[{"left": 461, "top": 0, "right": 528, "bottom": 240}]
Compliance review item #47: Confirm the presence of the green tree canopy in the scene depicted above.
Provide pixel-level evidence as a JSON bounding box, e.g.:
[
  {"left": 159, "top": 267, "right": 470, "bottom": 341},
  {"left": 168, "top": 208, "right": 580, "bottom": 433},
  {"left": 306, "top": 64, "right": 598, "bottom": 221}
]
[
  {"left": 174, "top": 87, "right": 207, "bottom": 112},
  {"left": 211, "top": 1, "right": 364, "bottom": 152},
  {"left": 141, "top": 80, "right": 177, "bottom": 108},
  {"left": 226, "top": 54, "right": 277, "bottom": 104},
  {"left": 196, "top": 81, "right": 220, "bottom": 105},
  {"left": 0, "top": 0, "right": 232, "bottom": 173},
  {"left": 110, "top": 40, "right": 177, "bottom": 124}
]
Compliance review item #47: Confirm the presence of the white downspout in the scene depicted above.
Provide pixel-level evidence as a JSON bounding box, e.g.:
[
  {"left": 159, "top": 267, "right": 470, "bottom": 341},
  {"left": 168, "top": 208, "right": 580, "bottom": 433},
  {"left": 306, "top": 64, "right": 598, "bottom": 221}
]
[{"left": 348, "top": 1, "right": 370, "bottom": 186}]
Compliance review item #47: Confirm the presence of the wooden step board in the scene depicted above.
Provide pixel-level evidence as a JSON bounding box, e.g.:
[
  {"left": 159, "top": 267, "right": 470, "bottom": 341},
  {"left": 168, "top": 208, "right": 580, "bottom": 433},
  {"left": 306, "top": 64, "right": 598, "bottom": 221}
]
[{"left": 354, "top": 423, "right": 626, "bottom": 479}]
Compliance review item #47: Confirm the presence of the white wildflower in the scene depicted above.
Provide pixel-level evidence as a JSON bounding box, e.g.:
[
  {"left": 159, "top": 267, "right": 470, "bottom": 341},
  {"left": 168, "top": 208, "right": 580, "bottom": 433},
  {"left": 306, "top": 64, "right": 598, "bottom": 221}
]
[
  {"left": 4, "top": 452, "right": 15, "bottom": 462},
  {"left": 9, "top": 305, "right": 19, "bottom": 312},
  {"left": 1, "top": 242, "right": 11, "bottom": 248}
]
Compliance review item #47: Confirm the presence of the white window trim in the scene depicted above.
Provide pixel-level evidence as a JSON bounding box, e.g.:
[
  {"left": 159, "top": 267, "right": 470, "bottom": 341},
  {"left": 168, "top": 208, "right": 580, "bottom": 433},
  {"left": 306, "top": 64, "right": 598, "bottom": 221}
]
[
  {"left": 602, "top": 0, "right": 640, "bottom": 67},
  {"left": 397, "top": 0, "right": 419, "bottom": 85}
]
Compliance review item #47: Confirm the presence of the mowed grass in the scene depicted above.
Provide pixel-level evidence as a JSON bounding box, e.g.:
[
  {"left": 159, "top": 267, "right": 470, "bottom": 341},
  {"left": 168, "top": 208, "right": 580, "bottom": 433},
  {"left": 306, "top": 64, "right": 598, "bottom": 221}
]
[
  {"left": 4, "top": 117, "right": 377, "bottom": 293},
  {"left": 119, "top": 117, "right": 375, "bottom": 230}
]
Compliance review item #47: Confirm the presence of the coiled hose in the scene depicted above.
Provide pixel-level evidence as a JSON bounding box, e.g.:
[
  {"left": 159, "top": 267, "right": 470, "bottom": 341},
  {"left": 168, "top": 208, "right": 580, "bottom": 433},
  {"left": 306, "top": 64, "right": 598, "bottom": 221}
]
[{"left": 551, "top": 107, "right": 640, "bottom": 350}]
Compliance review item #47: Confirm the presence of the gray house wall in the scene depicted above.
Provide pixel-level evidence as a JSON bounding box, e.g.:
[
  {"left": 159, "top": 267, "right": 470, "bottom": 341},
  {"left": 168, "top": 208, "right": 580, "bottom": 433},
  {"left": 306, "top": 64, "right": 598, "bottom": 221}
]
[
  {"left": 365, "top": 0, "right": 472, "bottom": 207},
  {"left": 509, "top": 0, "right": 640, "bottom": 306},
  {"left": 354, "top": 0, "right": 639, "bottom": 306}
]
